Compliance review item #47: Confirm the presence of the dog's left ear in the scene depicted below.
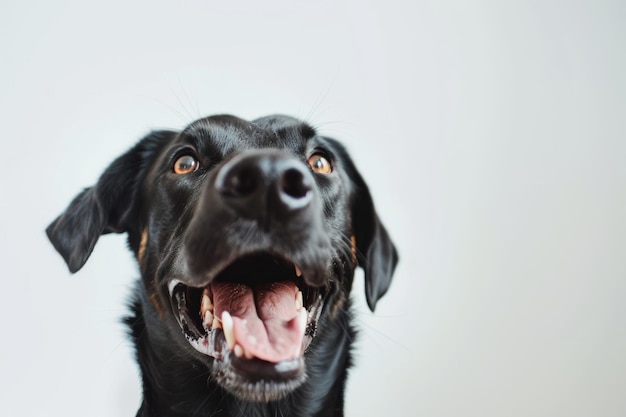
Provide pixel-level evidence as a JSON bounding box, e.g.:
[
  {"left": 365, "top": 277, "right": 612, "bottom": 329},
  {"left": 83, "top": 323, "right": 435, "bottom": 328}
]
[
  {"left": 329, "top": 139, "right": 399, "bottom": 311},
  {"left": 351, "top": 177, "right": 399, "bottom": 312},
  {"left": 46, "top": 131, "right": 173, "bottom": 273}
]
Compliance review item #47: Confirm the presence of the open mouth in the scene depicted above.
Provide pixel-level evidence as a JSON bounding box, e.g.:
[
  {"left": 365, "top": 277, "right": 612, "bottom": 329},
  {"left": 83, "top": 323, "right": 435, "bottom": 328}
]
[{"left": 167, "top": 252, "right": 325, "bottom": 397}]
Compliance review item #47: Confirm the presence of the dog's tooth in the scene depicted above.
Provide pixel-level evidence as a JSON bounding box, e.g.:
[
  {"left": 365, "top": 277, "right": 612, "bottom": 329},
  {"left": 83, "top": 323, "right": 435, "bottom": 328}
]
[
  {"left": 295, "top": 265, "right": 302, "bottom": 278},
  {"left": 200, "top": 288, "right": 213, "bottom": 316},
  {"left": 212, "top": 315, "right": 222, "bottom": 330},
  {"left": 222, "top": 311, "right": 235, "bottom": 349},
  {"left": 297, "top": 307, "right": 308, "bottom": 336},
  {"left": 293, "top": 307, "right": 309, "bottom": 358},
  {"left": 244, "top": 348, "right": 254, "bottom": 360},
  {"left": 234, "top": 344, "right": 244, "bottom": 358},
  {"left": 295, "top": 291, "right": 303, "bottom": 311},
  {"left": 199, "top": 288, "right": 214, "bottom": 331},
  {"left": 203, "top": 310, "right": 213, "bottom": 329}
]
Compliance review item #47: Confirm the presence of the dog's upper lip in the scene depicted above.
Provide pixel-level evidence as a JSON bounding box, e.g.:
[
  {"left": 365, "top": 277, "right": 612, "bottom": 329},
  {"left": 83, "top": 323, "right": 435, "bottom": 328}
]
[{"left": 181, "top": 248, "right": 327, "bottom": 289}]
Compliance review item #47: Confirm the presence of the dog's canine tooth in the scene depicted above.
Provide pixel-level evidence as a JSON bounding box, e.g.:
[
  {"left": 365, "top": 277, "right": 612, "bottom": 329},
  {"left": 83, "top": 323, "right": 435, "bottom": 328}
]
[
  {"left": 295, "top": 265, "right": 302, "bottom": 278},
  {"left": 294, "top": 308, "right": 309, "bottom": 358},
  {"left": 222, "top": 311, "right": 235, "bottom": 349},
  {"left": 297, "top": 307, "right": 307, "bottom": 336},
  {"left": 203, "top": 310, "right": 213, "bottom": 330},
  {"left": 295, "top": 291, "right": 303, "bottom": 311},
  {"left": 200, "top": 288, "right": 213, "bottom": 316}
]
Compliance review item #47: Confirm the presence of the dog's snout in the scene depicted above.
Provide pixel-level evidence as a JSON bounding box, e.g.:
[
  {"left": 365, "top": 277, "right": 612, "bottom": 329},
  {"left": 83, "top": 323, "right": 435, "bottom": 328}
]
[{"left": 216, "top": 152, "right": 313, "bottom": 220}]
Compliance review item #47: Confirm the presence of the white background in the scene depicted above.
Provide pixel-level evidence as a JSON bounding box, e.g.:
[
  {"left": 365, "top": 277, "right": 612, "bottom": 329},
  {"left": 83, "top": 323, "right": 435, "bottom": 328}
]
[{"left": 1, "top": 1, "right": 624, "bottom": 416}]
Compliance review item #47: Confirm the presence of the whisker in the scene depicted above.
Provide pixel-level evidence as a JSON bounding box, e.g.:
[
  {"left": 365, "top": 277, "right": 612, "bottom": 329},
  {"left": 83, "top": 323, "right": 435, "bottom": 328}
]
[{"left": 352, "top": 310, "right": 412, "bottom": 354}]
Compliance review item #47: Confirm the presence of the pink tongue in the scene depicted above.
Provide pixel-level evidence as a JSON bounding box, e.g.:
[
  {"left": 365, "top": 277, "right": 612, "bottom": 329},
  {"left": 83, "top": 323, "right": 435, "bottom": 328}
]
[{"left": 211, "top": 281, "right": 303, "bottom": 363}]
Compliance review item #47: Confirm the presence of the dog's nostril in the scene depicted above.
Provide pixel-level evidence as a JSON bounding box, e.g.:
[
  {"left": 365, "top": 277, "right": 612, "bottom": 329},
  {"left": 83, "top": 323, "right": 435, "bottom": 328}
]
[
  {"left": 223, "top": 166, "right": 258, "bottom": 197},
  {"left": 281, "top": 168, "right": 311, "bottom": 200}
]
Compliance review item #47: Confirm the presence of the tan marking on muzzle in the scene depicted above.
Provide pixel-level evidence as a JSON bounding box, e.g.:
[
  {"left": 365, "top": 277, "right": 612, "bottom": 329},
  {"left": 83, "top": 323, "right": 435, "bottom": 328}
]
[
  {"left": 150, "top": 291, "right": 165, "bottom": 317},
  {"left": 138, "top": 228, "right": 148, "bottom": 264},
  {"left": 138, "top": 229, "right": 165, "bottom": 316}
]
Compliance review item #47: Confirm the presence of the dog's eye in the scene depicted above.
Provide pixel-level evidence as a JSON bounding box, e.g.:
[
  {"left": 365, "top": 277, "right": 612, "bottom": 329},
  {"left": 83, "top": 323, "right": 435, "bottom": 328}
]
[
  {"left": 173, "top": 155, "right": 199, "bottom": 174},
  {"left": 307, "top": 154, "right": 332, "bottom": 174}
]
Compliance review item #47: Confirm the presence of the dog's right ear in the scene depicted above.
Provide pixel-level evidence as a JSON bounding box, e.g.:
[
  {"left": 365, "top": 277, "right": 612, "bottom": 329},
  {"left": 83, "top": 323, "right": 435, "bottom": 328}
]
[{"left": 46, "top": 131, "right": 174, "bottom": 273}]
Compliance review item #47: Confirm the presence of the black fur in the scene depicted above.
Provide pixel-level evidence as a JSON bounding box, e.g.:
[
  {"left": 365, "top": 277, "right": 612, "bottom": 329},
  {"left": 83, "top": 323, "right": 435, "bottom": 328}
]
[{"left": 47, "top": 114, "right": 397, "bottom": 417}]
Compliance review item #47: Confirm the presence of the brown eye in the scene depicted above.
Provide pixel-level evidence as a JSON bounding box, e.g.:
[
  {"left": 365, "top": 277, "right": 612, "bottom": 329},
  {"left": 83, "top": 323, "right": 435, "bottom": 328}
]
[
  {"left": 173, "top": 154, "right": 199, "bottom": 174},
  {"left": 307, "top": 153, "right": 332, "bottom": 174}
]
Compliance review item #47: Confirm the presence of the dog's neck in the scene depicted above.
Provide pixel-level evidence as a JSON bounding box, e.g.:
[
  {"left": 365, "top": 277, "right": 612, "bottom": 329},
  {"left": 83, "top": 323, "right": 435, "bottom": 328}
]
[{"left": 126, "top": 287, "right": 354, "bottom": 417}]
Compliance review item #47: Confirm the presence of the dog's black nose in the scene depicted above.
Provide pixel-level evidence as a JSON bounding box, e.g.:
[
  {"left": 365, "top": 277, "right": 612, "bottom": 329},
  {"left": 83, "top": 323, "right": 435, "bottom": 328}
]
[{"left": 216, "top": 151, "right": 313, "bottom": 220}]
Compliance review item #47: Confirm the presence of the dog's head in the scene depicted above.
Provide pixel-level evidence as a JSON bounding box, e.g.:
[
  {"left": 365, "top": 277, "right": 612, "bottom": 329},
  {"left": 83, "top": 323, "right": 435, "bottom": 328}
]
[{"left": 47, "top": 114, "right": 397, "bottom": 402}]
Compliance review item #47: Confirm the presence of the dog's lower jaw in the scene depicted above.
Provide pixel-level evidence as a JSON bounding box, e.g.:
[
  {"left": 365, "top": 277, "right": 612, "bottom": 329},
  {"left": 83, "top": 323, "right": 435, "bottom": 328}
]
[
  {"left": 128, "top": 286, "right": 355, "bottom": 417},
  {"left": 213, "top": 357, "right": 307, "bottom": 403}
]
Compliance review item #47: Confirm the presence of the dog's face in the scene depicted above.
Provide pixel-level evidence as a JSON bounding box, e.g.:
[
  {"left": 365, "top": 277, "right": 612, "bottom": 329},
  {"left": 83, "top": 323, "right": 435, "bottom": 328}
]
[{"left": 47, "top": 114, "right": 397, "bottom": 403}]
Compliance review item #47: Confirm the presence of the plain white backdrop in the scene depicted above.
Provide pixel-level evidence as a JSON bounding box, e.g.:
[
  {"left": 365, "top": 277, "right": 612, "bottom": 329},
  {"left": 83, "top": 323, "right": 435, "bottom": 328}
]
[{"left": 1, "top": 1, "right": 624, "bottom": 416}]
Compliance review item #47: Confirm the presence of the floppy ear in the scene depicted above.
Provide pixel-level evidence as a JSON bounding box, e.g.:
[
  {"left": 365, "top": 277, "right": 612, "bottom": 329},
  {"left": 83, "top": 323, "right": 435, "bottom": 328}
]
[
  {"left": 329, "top": 139, "right": 399, "bottom": 311},
  {"left": 352, "top": 176, "right": 398, "bottom": 312},
  {"left": 46, "top": 131, "right": 174, "bottom": 273}
]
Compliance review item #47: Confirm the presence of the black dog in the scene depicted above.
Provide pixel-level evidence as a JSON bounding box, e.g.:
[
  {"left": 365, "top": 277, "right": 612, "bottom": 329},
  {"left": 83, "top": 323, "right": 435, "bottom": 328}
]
[{"left": 47, "top": 114, "right": 397, "bottom": 417}]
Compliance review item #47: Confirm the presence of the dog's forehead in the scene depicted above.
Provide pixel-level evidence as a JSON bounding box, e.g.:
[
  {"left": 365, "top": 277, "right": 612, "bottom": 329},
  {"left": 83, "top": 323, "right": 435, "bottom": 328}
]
[{"left": 181, "top": 114, "right": 317, "bottom": 154}]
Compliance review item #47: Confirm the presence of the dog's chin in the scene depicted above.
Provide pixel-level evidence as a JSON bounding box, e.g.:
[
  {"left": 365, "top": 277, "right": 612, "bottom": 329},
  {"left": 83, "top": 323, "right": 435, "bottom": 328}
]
[
  {"left": 181, "top": 324, "right": 310, "bottom": 402},
  {"left": 166, "top": 252, "right": 326, "bottom": 402},
  {"left": 213, "top": 353, "right": 307, "bottom": 402}
]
